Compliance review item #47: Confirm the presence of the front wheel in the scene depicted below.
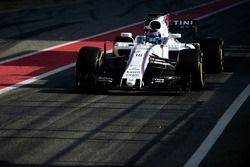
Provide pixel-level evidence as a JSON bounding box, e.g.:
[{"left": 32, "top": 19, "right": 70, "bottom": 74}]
[
  {"left": 191, "top": 52, "right": 205, "bottom": 90},
  {"left": 178, "top": 49, "right": 205, "bottom": 91},
  {"left": 75, "top": 46, "right": 102, "bottom": 89}
]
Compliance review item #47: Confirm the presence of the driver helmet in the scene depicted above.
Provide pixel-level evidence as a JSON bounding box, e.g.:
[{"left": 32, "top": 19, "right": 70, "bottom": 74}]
[{"left": 146, "top": 30, "right": 161, "bottom": 44}]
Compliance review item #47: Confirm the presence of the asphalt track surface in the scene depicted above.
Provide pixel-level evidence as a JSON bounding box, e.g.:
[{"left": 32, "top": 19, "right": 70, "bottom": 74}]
[{"left": 0, "top": 0, "right": 250, "bottom": 167}]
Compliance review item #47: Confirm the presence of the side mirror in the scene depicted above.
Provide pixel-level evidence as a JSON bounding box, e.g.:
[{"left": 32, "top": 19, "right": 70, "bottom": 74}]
[
  {"left": 121, "top": 32, "right": 133, "bottom": 38},
  {"left": 170, "top": 33, "right": 181, "bottom": 38}
]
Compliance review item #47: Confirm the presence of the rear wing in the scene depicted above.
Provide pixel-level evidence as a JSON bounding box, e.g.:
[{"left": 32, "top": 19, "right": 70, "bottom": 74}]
[
  {"left": 169, "top": 20, "right": 198, "bottom": 32},
  {"left": 169, "top": 19, "right": 198, "bottom": 42}
]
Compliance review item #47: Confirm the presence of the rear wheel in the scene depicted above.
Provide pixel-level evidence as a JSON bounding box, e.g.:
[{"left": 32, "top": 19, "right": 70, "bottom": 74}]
[
  {"left": 178, "top": 49, "right": 205, "bottom": 90},
  {"left": 75, "top": 47, "right": 102, "bottom": 88},
  {"left": 199, "top": 37, "right": 224, "bottom": 73}
]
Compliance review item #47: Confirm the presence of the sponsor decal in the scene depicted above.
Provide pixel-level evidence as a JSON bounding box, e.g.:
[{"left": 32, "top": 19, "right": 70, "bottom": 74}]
[
  {"left": 126, "top": 73, "right": 140, "bottom": 77},
  {"left": 169, "top": 20, "right": 197, "bottom": 30},
  {"left": 172, "top": 20, "right": 194, "bottom": 26},
  {"left": 135, "top": 53, "right": 143, "bottom": 57}
]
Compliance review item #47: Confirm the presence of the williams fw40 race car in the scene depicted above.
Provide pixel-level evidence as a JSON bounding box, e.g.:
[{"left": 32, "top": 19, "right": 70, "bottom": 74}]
[{"left": 75, "top": 14, "right": 224, "bottom": 91}]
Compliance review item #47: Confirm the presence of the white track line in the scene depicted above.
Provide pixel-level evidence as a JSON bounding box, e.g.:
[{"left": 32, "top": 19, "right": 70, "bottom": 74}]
[
  {"left": 0, "top": 49, "right": 112, "bottom": 95},
  {"left": 184, "top": 83, "right": 250, "bottom": 167},
  {"left": 0, "top": 63, "right": 75, "bottom": 95},
  {"left": 183, "top": 1, "right": 250, "bottom": 165},
  {"left": 2, "top": 0, "right": 246, "bottom": 65},
  {"left": 0, "top": 22, "right": 143, "bottom": 65},
  {"left": 175, "top": 0, "right": 220, "bottom": 14},
  {"left": 196, "top": 0, "right": 248, "bottom": 20}
]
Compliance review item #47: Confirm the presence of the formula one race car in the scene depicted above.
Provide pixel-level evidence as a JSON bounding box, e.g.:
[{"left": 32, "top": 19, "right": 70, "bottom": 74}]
[{"left": 75, "top": 14, "right": 224, "bottom": 91}]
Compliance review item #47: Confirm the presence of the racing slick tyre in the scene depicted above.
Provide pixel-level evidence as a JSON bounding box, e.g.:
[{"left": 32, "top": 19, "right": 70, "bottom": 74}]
[
  {"left": 199, "top": 37, "right": 224, "bottom": 73},
  {"left": 178, "top": 49, "right": 205, "bottom": 91},
  {"left": 75, "top": 46, "right": 102, "bottom": 89}
]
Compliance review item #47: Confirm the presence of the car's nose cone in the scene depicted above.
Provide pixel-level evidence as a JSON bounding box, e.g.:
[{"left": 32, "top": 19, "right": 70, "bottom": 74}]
[{"left": 126, "top": 78, "right": 136, "bottom": 87}]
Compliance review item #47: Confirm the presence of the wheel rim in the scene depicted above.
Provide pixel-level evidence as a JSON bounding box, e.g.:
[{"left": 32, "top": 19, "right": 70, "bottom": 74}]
[
  {"left": 199, "top": 55, "right": 205, "bottom": 88},
  {"left": 219, "top": 45, "right": 224, "bottom": 71}
]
